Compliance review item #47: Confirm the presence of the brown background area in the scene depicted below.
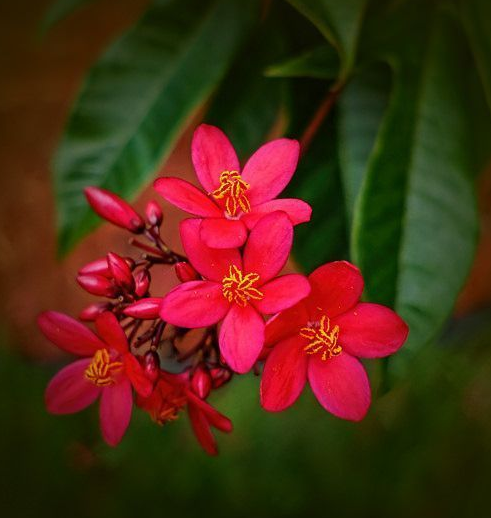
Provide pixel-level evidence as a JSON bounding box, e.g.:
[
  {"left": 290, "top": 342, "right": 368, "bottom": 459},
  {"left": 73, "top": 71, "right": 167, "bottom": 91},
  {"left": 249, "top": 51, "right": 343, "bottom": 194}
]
[{"left": 0, "top": 0, "right": 490, "bottom": 359}]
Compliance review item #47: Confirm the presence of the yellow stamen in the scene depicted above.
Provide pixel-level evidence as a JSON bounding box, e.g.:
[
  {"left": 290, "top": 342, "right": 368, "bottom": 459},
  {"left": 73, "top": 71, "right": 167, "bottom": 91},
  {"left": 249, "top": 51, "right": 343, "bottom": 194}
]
[
  {"left": 222, "top": 265, "right": 264, "bottom": 307},
  {"left": 211, "top": 171, "right": 251, "bottom": 217},
  {"left": 300, "top": 315, "right": 342, "bottom": 361},
  {"left": 85, "top": 349, "right": 123, "bottom": 387}
]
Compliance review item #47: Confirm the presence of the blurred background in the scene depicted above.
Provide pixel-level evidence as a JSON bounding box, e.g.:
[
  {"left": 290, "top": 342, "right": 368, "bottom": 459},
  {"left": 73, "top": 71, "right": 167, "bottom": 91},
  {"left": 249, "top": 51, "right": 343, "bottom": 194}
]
[{"left": 1, "top": 0, "right": 491, "bottom": 516}]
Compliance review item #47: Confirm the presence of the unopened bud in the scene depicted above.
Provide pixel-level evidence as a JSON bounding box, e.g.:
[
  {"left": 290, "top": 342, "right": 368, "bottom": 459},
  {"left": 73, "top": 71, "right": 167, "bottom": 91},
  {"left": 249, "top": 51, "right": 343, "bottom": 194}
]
[
  {"left": 174, "top": 262, "right": 199, "bottom": 282},
  {"left": 84, "top": 186, "right": 145, "bottom": 233},
  {"left": 145, "top": 200, "right": 163, "bottom": 226},
  {"left": 78, "top": 257, "right": 110, "bottom": 277},
  {"left": 123, "top": 298, "right": 161, "bottom": 319},
  {"left": 77, "top": 274, "right": 118, "bottom": 297},
  {"left": 143, "top": 350, "right": 160, "bottom": 383},
  {"left": 210, "top": 367, "right": 232, "bottom": 389},
  {"left": 134, "top": 269, "right": 151, "bottom": 297},
  {"left": 107, "top": 252, "right": 135, "bottom": 292},
  {"left": 191, "top": 365, "right": 212, "bottom": 399},
  {"left": 79, "top": 302, "right": 111, "bottom": 321}
]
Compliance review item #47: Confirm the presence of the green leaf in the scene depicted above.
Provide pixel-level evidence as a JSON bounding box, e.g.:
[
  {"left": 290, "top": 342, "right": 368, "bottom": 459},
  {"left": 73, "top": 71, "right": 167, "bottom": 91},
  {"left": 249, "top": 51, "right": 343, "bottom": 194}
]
[
  {"left": 54, "top": 0, "right": 258, "bottom": 255},
  {"left": 205, "top": 22, "right": 285, "bottom": 158},
  {"left": 459, "top": 0, "right": 491, "bottom": 112},
  {"left": 352, "top": 7, "right": 479, "bottom": 350},
  {"left": 265, "top": 44, "right": 339, "bottom": 79},
  {"left": 338, "top": 62, "right": 391, "bottom": 222},
  {"left": 284, "top": 0, "right": 368, "bottom": 78},
  {"left": 41, "top": 0, "right": 95, "bottom": 33}
]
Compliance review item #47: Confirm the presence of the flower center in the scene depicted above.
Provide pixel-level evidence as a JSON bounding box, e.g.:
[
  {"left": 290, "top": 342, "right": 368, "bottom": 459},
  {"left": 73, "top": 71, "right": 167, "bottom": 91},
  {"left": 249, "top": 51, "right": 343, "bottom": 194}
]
[
  {"left": 84, "top": 349, "right": 123, "bottom": 387},
  {"left": 222, "top": 265, "right": 263, "bottom": 307},
  {"left": 210, "top": 170, "right": 251, "bottom": 217},
  {"left": 300, "top": 315, "right": 342, "bottom": 361},
  {"left": 154, "top": 394, "right": 187, "bottom": 425}
]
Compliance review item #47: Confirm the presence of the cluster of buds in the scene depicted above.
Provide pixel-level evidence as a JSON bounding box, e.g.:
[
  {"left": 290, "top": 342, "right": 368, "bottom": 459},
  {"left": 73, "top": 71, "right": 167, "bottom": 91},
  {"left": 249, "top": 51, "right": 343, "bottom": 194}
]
[{"left": 39, "top": 124, "right": 409, "bottom": 454}]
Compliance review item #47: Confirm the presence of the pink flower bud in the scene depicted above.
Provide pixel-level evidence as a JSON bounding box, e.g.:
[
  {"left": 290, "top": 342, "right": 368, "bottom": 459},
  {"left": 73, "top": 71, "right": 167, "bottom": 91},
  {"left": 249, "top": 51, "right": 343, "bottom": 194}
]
[
  {"left": 79, "top": 302, "right": 111, "bottom": 321},
  {"left": 145, "top": 200, "right": 163, "bottom": 226},
  {"left": 143, "top": 350, "right": 160, "bottom": 383},
  {"left": 210, "top": 367, "right": 232, "bottom": 389},
  {"left": 134, "top": 269, "right": 151, "bottom": 297},
  {"left": 191, "top": 365, "right": 212, "bottom": 399},
  {"left": 78, "top": 257, "right": 110, "bottom": 277},
  {"left": 77, "top": 274, "right": 118, "bottom": 297},
  {"left": 174, "top": 262, "right": 199, "bottom": 282},
  {"left": 107, "top": 252, "right": 135, "bottom": 292},
  {"left": 84, "top": 186, "right": 145, "bottom": 233},
  {"left": 123, "top": 298, "right": 161, "bottom": 319}
]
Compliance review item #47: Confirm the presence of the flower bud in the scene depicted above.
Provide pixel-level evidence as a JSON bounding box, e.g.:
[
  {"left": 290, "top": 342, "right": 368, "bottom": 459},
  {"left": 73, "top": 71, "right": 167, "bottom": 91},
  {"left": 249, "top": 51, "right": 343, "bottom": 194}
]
[
  {"left": 79, "top": 302, "right": 111, "bottom": 321},
  {"left": 77, "top": 274, "right": 118, "bottom": 297},
  {"left": 145, "top": 200, "right": 163, "bottom": 226},
  {"left": 143, "top": 350, "right": 160, "bottom": 383},
  {"left": 84, "top": 186, "right": 145, "bottom": 233},
  {"left": 134, "top": 269, "right": 151, "bottom": 297},
  {"left": 123, "top": 298, "right": 161, "bottom": 319},
  {"left": 174, "top": 262, "right": 199, "bottom": 282},
  {"left": 78, "top": 257, "right": 110, "bottom": 277},
  {"left": 191, "top": 365, "right": 212, "bottom": 399},
  {"left": 107, "top": 252, "right": 135, "bottom": 292},
  {"left": 210, "top": 367, "right": 232, "bottom": 389}
]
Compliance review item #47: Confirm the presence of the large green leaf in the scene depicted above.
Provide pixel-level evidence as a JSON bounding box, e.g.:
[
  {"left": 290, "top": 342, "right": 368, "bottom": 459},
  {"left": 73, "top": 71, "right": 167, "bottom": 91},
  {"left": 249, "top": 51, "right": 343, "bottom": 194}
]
[
  {"left": 41, "top": 0, "right": 96, "bottom": 33},
  {"left": 54, "top": 0, "right": 258, "bottom": 255},
  {"left": 352, "top": 6, "right": 478, "bottom": 350},
  {"left": 338, "top": 62, "right": 391, "bottom": 222},
  {"left": 284, "top": 0, "right": 368, "bottom": 79},
  {"left": 205, "top": 22, "right": 285, "bottom": 159},
  {"left": 459, "top": 0, "right": 491, "bottom": 112}
]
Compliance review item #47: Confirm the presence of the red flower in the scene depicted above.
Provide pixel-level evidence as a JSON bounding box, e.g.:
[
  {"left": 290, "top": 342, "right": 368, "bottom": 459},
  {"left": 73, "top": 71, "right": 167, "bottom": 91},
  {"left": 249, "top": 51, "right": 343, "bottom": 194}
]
[
  {"left": 260, "top": 261, "right": 409, "bottom": 421},
  {"left": 154, "top": 124, "right": 312, "bottom": 249},
  {"left": 38, "top": 311, "right": 152, "bottom": 446},
  {"left": 160, "top": 211, "right": 311, "bottom": 373},
  {"left": 137, "top": 371, "right": 232, "bottom": 456}
]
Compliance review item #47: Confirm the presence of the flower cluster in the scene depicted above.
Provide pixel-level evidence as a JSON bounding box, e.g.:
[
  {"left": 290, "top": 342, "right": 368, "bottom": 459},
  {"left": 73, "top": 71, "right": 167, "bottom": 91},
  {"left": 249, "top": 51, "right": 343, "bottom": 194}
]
[{"left": 39, "top": 124, "right": 408, "bottom": 454}]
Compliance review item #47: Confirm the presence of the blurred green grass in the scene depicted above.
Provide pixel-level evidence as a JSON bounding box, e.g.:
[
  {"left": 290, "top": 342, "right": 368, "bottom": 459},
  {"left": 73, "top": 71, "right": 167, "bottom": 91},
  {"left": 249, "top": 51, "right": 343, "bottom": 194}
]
[{"left": 2, "top": 312, "right": 491, "bottom": 518}]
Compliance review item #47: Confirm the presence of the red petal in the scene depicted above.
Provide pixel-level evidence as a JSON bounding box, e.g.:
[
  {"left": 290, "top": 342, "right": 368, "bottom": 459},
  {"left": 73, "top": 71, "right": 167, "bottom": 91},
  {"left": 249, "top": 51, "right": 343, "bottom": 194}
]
[
  {"left": 84, "top": 187, "right": 144, "bottom": 232},
  {"left": 243, "top": 198, "right": 312, "bottom": 229},
  {"left": 241, "top": 139, "right": 300, "bottom": 205},
  {"left": 187, "top": 391, "right": 232, "bottom": 432},
  {"left": 160, "top": 280, "right": 229, "bottom": 328},
  {"left": 308, "top": 353, "right": 371, "bottom": 421},
  {"left": 191, "top": 124, "right": 240, "bottom": 192},
  {"left": 307, "top": 261, "right": 364, "bottom": 319},
  {"left": 253, "top": 274, "right": 311, "bottom": 315},
  {"left": 123, "top": 353, "right": 153, "bottom": 397},
  {"left": 107, "top": 252, "right": 135, "bottom": 291},
  {"left": 78, "top": 257, "right": 111, "bottom": 277},
  {"left": 174, "top": 262, "right": 200, "bottom": 282},
  {"left": 335, "top": 302, "right": 409, "bottom": 358},
  {"left": 95, "top": 312, "right": 129, "bottom": 354},
  {"left": 200, "top": 218, "right": 247, "bottom": 249},
  {"left": 264, "top": 301, "right": 309, "bottom": 346},
  {"left": 99, "top": 379, "right": 133, "bottom": 447},
  {"left": 180, "top": 218, "right": 242, "bottom": 281},
  {"left": 154, "top": 177, "right": 221, "bottom": 217},
  {"left": 260, "top": 335, "right": 308, "bottom": 412},
  {"left": 45, "top": 359, "right": 100, "bottom": 414},
  {"left": 38, "top": 311, "right": 105, "bottom": 356},
  {"left": 123, "top": 298, "right": 161, "bottom": 319},
  {"left": 219, "top": 304, "right": 265, "bottom": 374},
  {"left": 188, "top": 401, "right": 218, "bottom": 455},
  {"left": 76, "top": 274, "right": 118, "bottom": 297},
  {"left": 243, "top": 211, "right": 293, "bottom": 284}
]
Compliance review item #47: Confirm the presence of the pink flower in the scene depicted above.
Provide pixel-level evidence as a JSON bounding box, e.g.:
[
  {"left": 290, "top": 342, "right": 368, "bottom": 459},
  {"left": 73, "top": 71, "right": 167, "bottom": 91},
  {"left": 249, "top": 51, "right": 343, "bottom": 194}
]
[
  {"left": 154, "top": 124, "right": 312, "bottom": 249},
  {"left": 160, "top": 211, "right": 311, "bottom": 373},
  {"left": 38, "top": 311, "right": 153, "bottom": 446},
  {"left": 260, "top": 261, "right": 409, "bottom": 421},
  {"left": 137, "top": 371, "right": 232, "bottom": 456}
]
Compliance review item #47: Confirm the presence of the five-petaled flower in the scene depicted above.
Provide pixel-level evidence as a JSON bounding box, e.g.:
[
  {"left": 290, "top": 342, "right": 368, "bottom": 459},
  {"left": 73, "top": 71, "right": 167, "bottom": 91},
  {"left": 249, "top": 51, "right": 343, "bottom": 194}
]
[
  {"left": 137, "top": 371, "right": 232, "bottom": 455},
  {"left": 154, "top": 124, "right": 312, "bottom": 249},
  {"left": 260, "top": 261, "right": 409, "bottom": 421},
  {"left": 160, "top": 211, "right": 311, "bottom": 373},
  {"left": 38, "top": 311, "right": 153, "bottom": 446}
]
